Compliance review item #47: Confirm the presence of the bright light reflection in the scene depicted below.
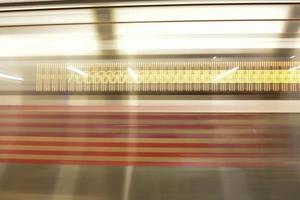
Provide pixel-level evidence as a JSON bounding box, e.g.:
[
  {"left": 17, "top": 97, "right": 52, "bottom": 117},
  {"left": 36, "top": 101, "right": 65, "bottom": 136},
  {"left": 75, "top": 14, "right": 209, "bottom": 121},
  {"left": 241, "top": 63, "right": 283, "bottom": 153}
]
[
  {"left": 128, "top": 68, "right": 138, "bottom": 82},
  {"left": 0, "top": 73, "right": 23, "bottom": 81},
  {"left": 213, "top": 67, "right": 239, "bottom": 82},
  {"left": 67, "top": 66, "right": 88, "bottom": 76},
  {"left": 288, "top": 66, "right": 300, "bottom": 71}
]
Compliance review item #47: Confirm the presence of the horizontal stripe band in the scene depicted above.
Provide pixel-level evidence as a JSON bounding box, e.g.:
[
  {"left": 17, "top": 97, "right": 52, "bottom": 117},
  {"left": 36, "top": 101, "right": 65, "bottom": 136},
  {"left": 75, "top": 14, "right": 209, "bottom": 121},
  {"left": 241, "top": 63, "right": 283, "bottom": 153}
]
[
  {"left": 0, "top": 132, "right": 290, "bottom": 139},
  {"left": 0, "top": 141, "right": 286, "bottom": 148},
  {"left": 0, "top": 113, "right": 272, "bottom": 120},
  {"left": 0, "top": 145, "right": 286, "bottom": 153},
  {"left": 0, "top": 122, "right": 295, "bottom": 129},
  {"left": 0, "top": 128, "right": 289, "bottom": 134},
  {"left": 0, "top": 149, "right": 289, "bottom": 158},
  {"left": 0, "top": 159, "right": 291, "bottom": 168},
  {"left": 0, "top": 136, "right": 284, "bottom": 143},
  {"left": 0, "top": 154, "right": 290, "bottom": 162}
]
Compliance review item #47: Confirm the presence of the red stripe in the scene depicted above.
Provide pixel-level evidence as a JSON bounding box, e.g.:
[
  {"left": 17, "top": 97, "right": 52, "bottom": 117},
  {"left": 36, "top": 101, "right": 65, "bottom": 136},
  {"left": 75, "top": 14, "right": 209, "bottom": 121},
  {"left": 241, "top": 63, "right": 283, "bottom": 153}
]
[
  {"left": 0, "top": 149, "right": 288, "bottom": 158},
  {"left": 0, "top": 113, "right": 272, "bottom": 120},
  {"left": 0, "top": 122, "right": 293, "bottom": 129},
  {"left": 0, "top": 140, "right": 286, "bottom": 148},
  {"left": 0, "top": 132, "right": 290, "bottom": 139},
  {"left": 0, "top": 158, "right": 291, "bottom": 168}
]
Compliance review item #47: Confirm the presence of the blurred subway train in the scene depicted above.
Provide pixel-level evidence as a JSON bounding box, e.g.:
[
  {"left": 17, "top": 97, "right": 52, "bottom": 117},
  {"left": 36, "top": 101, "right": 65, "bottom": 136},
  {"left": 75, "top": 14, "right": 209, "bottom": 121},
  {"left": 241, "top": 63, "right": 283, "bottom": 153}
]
[{"left": 0, "top": 0, "right": 300, "bottom": 200}]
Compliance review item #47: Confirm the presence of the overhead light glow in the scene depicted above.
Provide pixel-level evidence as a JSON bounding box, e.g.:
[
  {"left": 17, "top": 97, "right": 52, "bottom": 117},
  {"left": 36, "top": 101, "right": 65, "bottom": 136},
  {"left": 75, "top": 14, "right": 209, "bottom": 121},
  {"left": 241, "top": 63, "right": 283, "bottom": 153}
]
[
  {"left": 290, "top": 55, "right": 296, "bottom": 59},
  {"left": 117, "top": 37, "right": 300, "bottom": 55},
  {"left": 114, "top": 5, "right": 289, "bottom": 22},
  {"left": 0, "top": 73, "right": 23, "bottom": 81},
  {"left": 116, "top": 21, "right": 285, "bottom": 36},
  {"left": 128, "top": 67, "right": 138, "bottom": 82},
  {"left": 0, "top": 29, "right": 100, "bottom": 57},
  {"left": 213, "top": 56, "right": 217, "bottom": 60},
  {"left": 288, "top": 66, "right": 300, "bottom": 71},
  {"left": 0, "top": 9, "right": 94, "bottom": 26},
  {"left": 67, "top": 66, "right": 88, "bottom": 76},
  {"left": 213, "top": 67, "right": 239, "bottom": 82},
  {"left": 116, "top": 20, "right": 289, "bottom": 55}
]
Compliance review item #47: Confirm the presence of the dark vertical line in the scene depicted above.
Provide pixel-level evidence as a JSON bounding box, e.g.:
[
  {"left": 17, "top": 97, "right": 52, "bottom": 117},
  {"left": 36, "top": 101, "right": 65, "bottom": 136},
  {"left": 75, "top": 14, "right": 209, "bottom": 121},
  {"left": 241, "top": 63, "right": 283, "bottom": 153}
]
[{"left": 94, "top": 8, "right": 117, "bottom": 57}]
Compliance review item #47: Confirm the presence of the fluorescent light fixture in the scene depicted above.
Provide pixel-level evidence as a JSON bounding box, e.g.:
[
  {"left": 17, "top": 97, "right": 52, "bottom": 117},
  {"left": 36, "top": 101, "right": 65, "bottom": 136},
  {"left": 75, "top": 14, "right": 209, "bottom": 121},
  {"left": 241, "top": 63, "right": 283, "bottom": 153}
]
[
  {"left": 128, "top": 67, "right": 138, "bottom": 82},
  {"left": 114, "top": 5, "right": 289, "bottom": 22},
  {"left": 115, "top": 20, "right": 292, "bottom": 55},
  {"left": 116, "top": 21, "right": 285, "bottom": 36},
  {"left": 290, "top": 55, "right": 296, "bottom": 59},
  {"left": 0, "top": 73, "right": 23, "bottom": 81},
  {"left": 67, "top": 66, "right": 87, "bottom": 76},
  {"left": 288, "top": 66, "right": 300, "bottom": 71},
  {"left": 117, "top": 37, "right": 300, "bottom": 55},
  {"left": 0, "top": 26, "right": 100, "bottom": 57},
  {"left": 0, "top": 9, "right": 94, "bottom": 26},
  {"left": 213, "top": 67, "right": 239, "bottom": 82}
]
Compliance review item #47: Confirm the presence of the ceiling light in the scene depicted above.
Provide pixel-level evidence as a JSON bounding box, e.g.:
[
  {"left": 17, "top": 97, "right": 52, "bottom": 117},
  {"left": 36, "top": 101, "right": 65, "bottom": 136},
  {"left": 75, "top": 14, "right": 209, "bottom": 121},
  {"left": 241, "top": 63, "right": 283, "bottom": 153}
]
[
  {"left": 0, "top": 9, "right": 94, "bottom": 26},
  {"left": 114, "top": 5, "right": 289, "bottom": 22},
  {"left": 0, "top": 31, "right": 100, "bottom": 57},
  {"left": 117, "top": 37, "right": 300, "bottom": 55},
  {"left": 116, "top": 21, "right": 285, "bottom": 36}
]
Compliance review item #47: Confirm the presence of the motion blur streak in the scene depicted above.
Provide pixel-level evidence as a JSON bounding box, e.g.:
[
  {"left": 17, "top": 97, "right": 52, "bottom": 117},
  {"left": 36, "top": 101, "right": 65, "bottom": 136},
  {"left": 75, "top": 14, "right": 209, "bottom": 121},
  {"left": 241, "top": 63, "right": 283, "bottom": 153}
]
[
  {"left": 0, "top": 100, "right": 299, "bottom": 200},
  {"left": 0, "top": 0, "right": 300, "bottom": 200},
  {"left": 0, "top": 104, "right": 296, "bottom": 168}
]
